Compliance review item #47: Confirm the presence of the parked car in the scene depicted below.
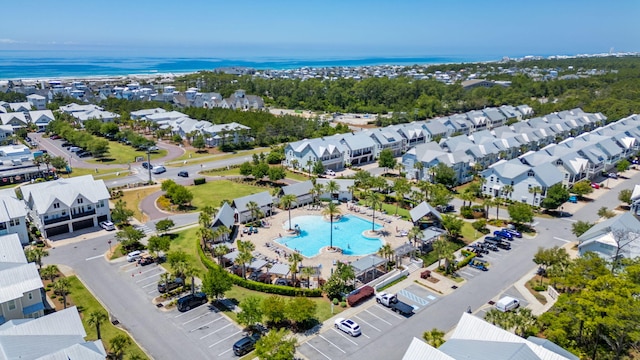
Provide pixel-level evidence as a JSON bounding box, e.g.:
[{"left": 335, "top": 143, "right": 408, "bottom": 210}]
[
  {"left": 138, "top": 256, "right": 154, "bottom": 266},
  {"left": 177, "top": 292, "right": 208, "bottom": 312},
  {"left": 148, "top": 146, "right": 159, "bottom": 151},
  {"left": 99, "top": 221, "right": 115, "bottom": 231},
  {"left": 157, "top": 277, "right": 184, "bottom": 293},
  {"left": 334, "top": 318, "right": 361, "bottom": 337},
  {"left": 503, "top": 228, "right": 522, "bottom": 238},
  {"left": 178, "top": 171, "right": 189, "bottom": 177},
  {"left": 484, "top": 236, "right": 511, "bottom": 250},
  {"left": 493, "top": 230, "right": 513, "bottom": 240},
  {"left": 142, "top": 162, "right": 152, "bottom": 169},
  {"left": 77, "top": 151, "right": 92, "bottom": 158},
  {"left": 126, "top": 250, "right": 143, "bottom": 262},
  {"left": 274, "top": 278, "right": 292, "bottom": 286},
  {"left": 232, "top": 333, "right": 261, "bottom": 356},
  {"left": 50, "top": 135, "right": 61, "bottom": 140},
  {"left": 61, "top": 142, "right": 73, "bottom": 148},
  {"left": 68, "top": 146, "right": 81, "bottom": 153},
  {"left": 608, "top": 172, "right": 618, "bottom": 179},
  {"left": 591, "top": 182, "right": 600, "bottom": 189},
  {"left": 495, "top": 296, "right": 520, "bottom": 312},
  {"left": 436, "top": 204, "right": 455, "bottom": 213},
  {"left": 325, "top": 169, "right": 336, "bottom": 176}
]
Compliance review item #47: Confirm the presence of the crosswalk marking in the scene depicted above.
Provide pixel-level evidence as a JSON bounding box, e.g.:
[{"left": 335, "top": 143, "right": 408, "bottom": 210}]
[{"left": 398, "top": 289, "right": 431, "bottom": 307}]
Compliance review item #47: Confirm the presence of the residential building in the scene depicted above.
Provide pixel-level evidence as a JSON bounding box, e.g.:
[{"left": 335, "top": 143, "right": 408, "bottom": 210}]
[
  {"left": 316, "top": 178, "right": 355, "bottom": 201},
  {"left": 0, "top": 306, "right": 107, "bottom": 359},
  {"left": 333, "top": 132, "right": 376, "bottom": 166},
  {"left": 0, "top": 189, "right": 28, "bottom": 244},
  {"left": 0, "top": 234, "right": 45, "bottom": 324},
  {"left": 26, "top": 94, "right": 47, "bottom": 110},
  {"left": 21, "top": 175, "right": 111, "bottom": 237},
  {"left": 281, "top": 180, "right": 313, "bottom": 207},
  {"left": 210, "top": 202, "right": 235, "bottom": 242},
  {"left": 7, "top": 102, "right": 32, "bottom": 113},
  {"left": 0, "top": 112, "right": 28, "bottom": 129},
  {"left": 403, "top": 312, "right": 578, "bottom": 360},
  {"left": 130, "top": 107, "right": 167, "bottom": 120},
  {"left": 28, "top": 110, "right": 55, "bottom": 131},
  {"left": 285, "top": 138, "right": 345, "bottom": 172},
  {"left": 231, "top": 191, "right": 273, "bottom": 224},
  {"left": 0, "top": 125, "right": 14, "bottom": 145},
  {"left": 577, "top": 212, "right": 640, "bottom": 261},
  {"left": 631, "top": 185, "right": 640, "bottom": 215}
]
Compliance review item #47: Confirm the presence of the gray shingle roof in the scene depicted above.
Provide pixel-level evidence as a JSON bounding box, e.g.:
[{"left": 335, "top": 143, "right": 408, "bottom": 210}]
[
  {"left": 212, "top": 202, "right": 235, "bottom": 228},
  {"left": 282, "top": 180, "right": 313, "bottom": 197},
  {"left": 409, "top": 201, "right": 442, "bottom": 222},
  {"left": 531, "top": 163, "right": 564, "bottom": 187},
  {"left": 232, "top": 191, "right": 273, "bottom": 213}
]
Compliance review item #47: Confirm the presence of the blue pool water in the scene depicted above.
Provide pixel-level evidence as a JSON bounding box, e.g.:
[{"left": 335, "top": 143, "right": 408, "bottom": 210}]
[{"left": 277, "top": 215, "right": 383, "bottom": 257}]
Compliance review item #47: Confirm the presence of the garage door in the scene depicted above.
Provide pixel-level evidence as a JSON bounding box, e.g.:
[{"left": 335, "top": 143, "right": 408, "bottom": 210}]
[
  {"left": 46, "top": 224, "right": 69, "bottom": 237},
  {"left": 97, "top": 215, "right": 108, "bottom": 223},
  {"left": 72, "top": 218, "right": 95, "bottom": 231}
]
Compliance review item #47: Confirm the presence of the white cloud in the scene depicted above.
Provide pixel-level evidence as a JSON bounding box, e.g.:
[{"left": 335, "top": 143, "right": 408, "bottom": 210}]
[{"left": 0, "top": 38, "right": 18, "bottom": 44}]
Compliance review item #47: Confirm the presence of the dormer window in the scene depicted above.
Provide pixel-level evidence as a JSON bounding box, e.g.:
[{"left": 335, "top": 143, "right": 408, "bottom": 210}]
[
  {"left": 77, "top": 198, "right": 84, "bottom": 204},
  {"left": 53, "top": 203, "right": 60, "bottom": 209},
  {"left": 527, "top": 170, "right": 535, "bottom": 177}
]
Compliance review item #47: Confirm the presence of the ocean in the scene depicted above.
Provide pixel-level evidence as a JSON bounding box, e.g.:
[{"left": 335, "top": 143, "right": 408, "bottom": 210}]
[{"left": 0, "top": 50, "right": 500, "bottom": 80}]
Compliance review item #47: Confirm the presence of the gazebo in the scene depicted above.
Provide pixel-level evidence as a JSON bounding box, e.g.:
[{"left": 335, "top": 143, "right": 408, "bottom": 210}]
[{"left": 351, "top": 255, "right": 387, "bottom": 283}]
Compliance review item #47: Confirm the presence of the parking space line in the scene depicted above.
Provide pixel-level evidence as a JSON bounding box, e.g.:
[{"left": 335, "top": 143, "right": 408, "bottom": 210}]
[
  {"left": 147, "top": 289, "right": 158, "bottom": 295},
  {"left": 304, "top": 342, "right": 332, "bottom": 360},
  {"left": 120, "top": 263, "right": 135, "bottom": 270},
  {"left": 353, "top": 315, "right": 381, "bottom": 332},
  {"left": 553, "top": 237, "right": 571, "bottom": 243},
  {"left": 217, "top": 348, "right": 232, "bottom": 357},
  {"left": 208, "top": 330, "right": 241, "bottom": 348},
  {"left": 427, "top": 295, "right": 436, "bottom": 300},
  {"left": 85, "top": 255, "right": 103, "bottom": 261},
  {"left": 138, "top": 267, "right": 163, "bottom": 276},
  {"left": 319, "top": 335, "right": 346, "bottom": 353},
  {"left": 174, "top": 311, "right": 194, "bottom": 318},
  {"left": 332, "top": 329, "right": 359, "bottom": 345},
  {"left": 189, "top": 317, "right": 224, "bottom": 332},
  {"left": 365, "top": 309, "right": 394, "bottom": 324},
  {"left": 183, "top": 312, "right": 210, "bottom": 325},
  {"left": 142, "top": 282, "right": 158, "bottom": 288},
  {"left": 135, "top": 273, "right": 164, "bottom": 283},
  {"left": 200, "top": 323, "right": 233, "bottom": 340}
]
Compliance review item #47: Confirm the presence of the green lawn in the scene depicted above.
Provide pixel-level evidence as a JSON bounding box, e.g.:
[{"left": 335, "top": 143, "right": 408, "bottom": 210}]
[
  {"left": 167, "top": 148, "right": 268, "bottom": 168},
  {"left": 171, "top": 149, "right": 215, "bottom": 162},
  {"left": 163, "top": 227, "right": 208, "bottom": 275},
  {"left": 201, "top": 167, "right": 309, "bottom": 182},
  {"left": 119, "top": 186, "right": 162, "bottom": 222},
  {"left": 460, "top": 221, "right": 482, "bottom": 243},
  {"left": 87, "top": 141, "right": 167, "bottom": 165},
  {"left": 65, "top": 167, "right": 129, "bottom": 180},
  {"left": 67, "top": 276, "right": 149, "bottom": 359},
  {"left": 189, "top": 180, "right": 265, "bottom": 210}
]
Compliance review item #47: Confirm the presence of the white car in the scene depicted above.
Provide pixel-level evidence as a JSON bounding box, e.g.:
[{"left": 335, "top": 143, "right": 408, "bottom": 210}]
[
  {"left": 100, "top": 221, "right": 115, "bottom": 231},
  {"left": 325, "top": 169, "right": 336, "bottom": 176},
  {"left": 334, "top": 317, "right": 361, "bottom": 336}
]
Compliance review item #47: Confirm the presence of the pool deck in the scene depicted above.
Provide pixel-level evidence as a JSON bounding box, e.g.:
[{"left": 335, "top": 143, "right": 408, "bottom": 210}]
[{"left": 238, "top": 203, "right": 415, "bottom": 281}]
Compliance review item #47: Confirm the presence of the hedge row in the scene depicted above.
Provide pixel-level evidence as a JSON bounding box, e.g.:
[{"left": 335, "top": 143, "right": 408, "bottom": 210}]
[
  {"left": 457, "top": 250, "right": 477, "bottom": 269},
  {"left": 197, "top": 244, "right": 323, "bottom": 297},
  {"left": 193, "top": 178, "right": 206, "bottom": 185}
]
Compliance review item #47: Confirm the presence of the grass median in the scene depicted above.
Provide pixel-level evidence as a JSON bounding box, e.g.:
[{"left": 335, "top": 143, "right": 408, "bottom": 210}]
[{"left": 87, "top": 141, "right": 167, "bottom": 165}]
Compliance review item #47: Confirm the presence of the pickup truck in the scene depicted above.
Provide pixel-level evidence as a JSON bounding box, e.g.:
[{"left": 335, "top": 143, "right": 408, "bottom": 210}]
[
  {"left": 375, "top": 292, "right": 414, "bottom": 315},
  {"left": 157, "top": 277, "right": 184, "bottom": 293}
]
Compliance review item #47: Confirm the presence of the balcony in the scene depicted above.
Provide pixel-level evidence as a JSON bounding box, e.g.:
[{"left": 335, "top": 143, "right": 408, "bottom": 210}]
[
  {"left": 44, "top": 215, "right": 70, "bottom": 225},
  {"left": 71, "top": 209, "right": 96, "bottom": 219}
]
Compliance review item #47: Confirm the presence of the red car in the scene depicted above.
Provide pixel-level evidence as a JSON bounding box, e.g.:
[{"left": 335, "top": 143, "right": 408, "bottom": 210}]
[
  {"left": 50, "top": 135, "right": 61, "bottom": 140},
  {"left": 591, "top": 183, "right": 600, "bottom": 189}
]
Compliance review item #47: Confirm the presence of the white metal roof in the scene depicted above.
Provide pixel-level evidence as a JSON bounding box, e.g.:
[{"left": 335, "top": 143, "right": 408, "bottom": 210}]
[{"left": 21, "top": 175, "right": 110, "bottom": 214}]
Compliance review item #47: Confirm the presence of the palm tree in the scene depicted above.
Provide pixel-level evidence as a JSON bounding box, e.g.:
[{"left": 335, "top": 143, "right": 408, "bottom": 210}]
[
  {"left": 236, "top": 240, "right": 255, "bottom": 279},
  {"left": 482, "top": 198, "right": 493, "bottom": 220},
  {"left": 312, "top": 183, "right": 324, "bottom": 206},
  {"left": 493, "top": 197, "right": 501, "bottom": 220},
  {"left": 42, "top": 153, "right": 51, "bottom": 172},
  {"left": 417, "top": 180, "right": 432, "bottom": 202},
  {"left": 159, "top": 273, "right": 170, "bottom": 293},
  {"left": 280, "top": 194, "right": 297, "bottom": 231},
  {"left": 432, "top": 239, "right": 447, "bottom": 269},
  {"left": 109, "top": 334, "right": 132, "bottom": 360},
  {"left": 414, "top": 161, "right": 424, "bottom": 180},
  {"left": 301, "top": 266, "right": 315, "bottom": 288},
  {"left": 212, "top": 244, "right": 230, "bottom": 266},
  {"left": 528, "top": 186, "right": 542, "bottom": 206},
  {"left": 40, "top": 264, "right": 59, "bottom": 283},
  {"left": 288, "top": 252, "right": 303, "bottom": 285},
  {"left": 87, "top": 310, "right": 108, "bottom": 339},
  {"left": 53, "top": 277, "right": 71, "bottom": 309},
  {"left": 246, "top": 201, "right": 261, "bottom": 225},
  {"left": 461, "top": 189, "right": 475, "bottom": 208},
  {"left": 25, "top": 247, "right": 48, "bottom": 269},
  {"left": 377, "top": 244, "right": 394, "bottom": 270},
  {"left": 196, "top": 226, "right": 214, "bottom": 250},
  {"left": 183, "top": 265, "right": 198, "bottom": 295},
  {"left": 365, "top": 191, "right": 383, "bottom": 232},
  {"left": 215, "top": 226, "right": 231, "bottom": 243},
  {"left": 422, "top": 328, "right": 445, "bottom": 348},
  {"left": 291, "top": 159, "right": 299, "bottom": 171},
  {"left": 513, "top": 308, "right": 537, "bottom": 337},
  {"left": 306, "top": 158, "right": 314, "bottom": 176},
  {"left": 408, "top": 226, "right": 423, "bottom": 250},
  {"left": 321, "top": 202, "right": 341, "bottom": 250},
  {"left": 199, "top": 211, "right": 212, "bottom": 228},
  {"left": 325, "top": 180, "right": 340, "bottom": 201},
  {"left": 484, "top": 308, "right": 505, "bottom": 326},
  {"left": 393, "top": 178, "right": 411, "bottom": 215},
  {"left": 502, "top": 185, "right": 514, "bottom": 201}
]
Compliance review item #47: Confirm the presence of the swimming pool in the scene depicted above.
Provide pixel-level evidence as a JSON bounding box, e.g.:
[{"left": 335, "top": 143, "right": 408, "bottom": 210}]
[{"left": 277, "top": 215, "right": 383, "bottom": 257}]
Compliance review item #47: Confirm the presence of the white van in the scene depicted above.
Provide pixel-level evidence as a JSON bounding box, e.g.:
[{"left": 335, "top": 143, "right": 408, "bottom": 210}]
[
  {"left": 126, "top": 250, "right": 142, "bottom": 262},
  {"left": 495, "top": 296, "right": 520, "bottom": 312}
]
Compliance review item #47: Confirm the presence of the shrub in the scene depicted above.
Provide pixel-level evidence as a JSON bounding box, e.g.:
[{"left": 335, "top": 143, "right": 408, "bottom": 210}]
[
  {"left": 333, "top": 298, "right": 339, "bottom": 305},
  {"left": 457, "top": 251, "right": 476, "bottom": 269},
  {"left": 340, "top": 301, "right": 347, "bottom": 308},
  {"left": 193, "top": 178, "right": 206, "bottom": 186},
  {"left": 533, "top": 285, "right": 546, "bottom": 292},
  {"left": 460, "top": 207, "right": 473, "bottom": 219}
]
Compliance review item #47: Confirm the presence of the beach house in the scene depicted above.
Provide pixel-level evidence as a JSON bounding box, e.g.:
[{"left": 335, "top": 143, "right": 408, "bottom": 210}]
[
  {"left": 232, "top": 191, "right": 273, "bottom": 224},
  {"left": 0, "top": 189, "right": 28, "bottom": 244}
]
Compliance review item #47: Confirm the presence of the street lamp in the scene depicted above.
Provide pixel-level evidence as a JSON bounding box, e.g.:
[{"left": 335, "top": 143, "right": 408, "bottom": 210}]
[{"left": 108, "top": 240, "right": 112, "bottom": 252}]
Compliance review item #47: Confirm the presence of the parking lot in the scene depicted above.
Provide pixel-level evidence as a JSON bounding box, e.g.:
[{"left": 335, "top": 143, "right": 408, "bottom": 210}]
[
  {"left": 300, "top": 284, "right": 438, "bottom": 360},
  {"left": 457, "top": 232, "right": 527, "bottom": 280},
  {"left": 118, "top": 259, "right": 247, "bottom": 359}
]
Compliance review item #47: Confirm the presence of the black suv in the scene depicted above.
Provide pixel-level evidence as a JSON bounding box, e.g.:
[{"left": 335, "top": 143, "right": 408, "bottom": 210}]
[
  {"left": 436, "top": 204, "right": 455, "bottom": 213},
  {"left": 158, "top": 277, "right": 184, "bottom": 293},
  {"left": 177, "top": 292, "right": 208, "bottom": 312},
  {"left": 233, "top": 333, "right": 261, "bottom": 356}
]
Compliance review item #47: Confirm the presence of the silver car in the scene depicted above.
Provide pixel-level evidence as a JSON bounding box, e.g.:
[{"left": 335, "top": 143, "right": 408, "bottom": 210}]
[{"left": 334, "top": 317, "right": 361, "bottom": 336}]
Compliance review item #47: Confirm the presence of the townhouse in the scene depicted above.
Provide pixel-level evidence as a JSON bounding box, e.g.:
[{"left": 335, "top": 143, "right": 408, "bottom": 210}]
[
  {"left": 577, "top": 212, "right": 640, "bottom": 261},
  {"left": 0, "top": 189, "right": 29, "bottom": 244},
  {"left": 231, "top": 191, "right": 273, "bottom": 224},
  {"left": 26, "top": 94, "right": 47, "bottom": 110},
  {"left": 21, "top": 175, "right": 111, "bottom": 237},
  {"left": 0, "top": 234, "right": 45, "bottom": 323},
  {"left": 28, "top": 109, "right": 55, "bottom": 131}
]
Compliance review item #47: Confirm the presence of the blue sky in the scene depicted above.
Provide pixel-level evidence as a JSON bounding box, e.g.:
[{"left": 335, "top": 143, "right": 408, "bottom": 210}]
[{"left": 1, "top": 0, "right": 638, "bottom": 58}]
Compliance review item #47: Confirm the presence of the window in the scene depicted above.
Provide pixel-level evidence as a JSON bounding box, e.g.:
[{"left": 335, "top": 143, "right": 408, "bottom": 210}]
[
  {"left": 53, "top": 203, "right": 60, "bottom": 209},
  {"left": 8, "top": 299, "right": 16, "bottom": 311},
  {"left": 9, "top": 218, "right": 19, "bottom": 226},
  {"left": 527, "top": 170, "right": 535, "bottom": 177},
  {"left": 77, "top": 198, "right": 84, "bottom": 204},
  {"left": 490, "top": 176, "right": 494, "bottom": 182},
  {"left": 28, "top": 292, "right": 33, "bottom": 300}
]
